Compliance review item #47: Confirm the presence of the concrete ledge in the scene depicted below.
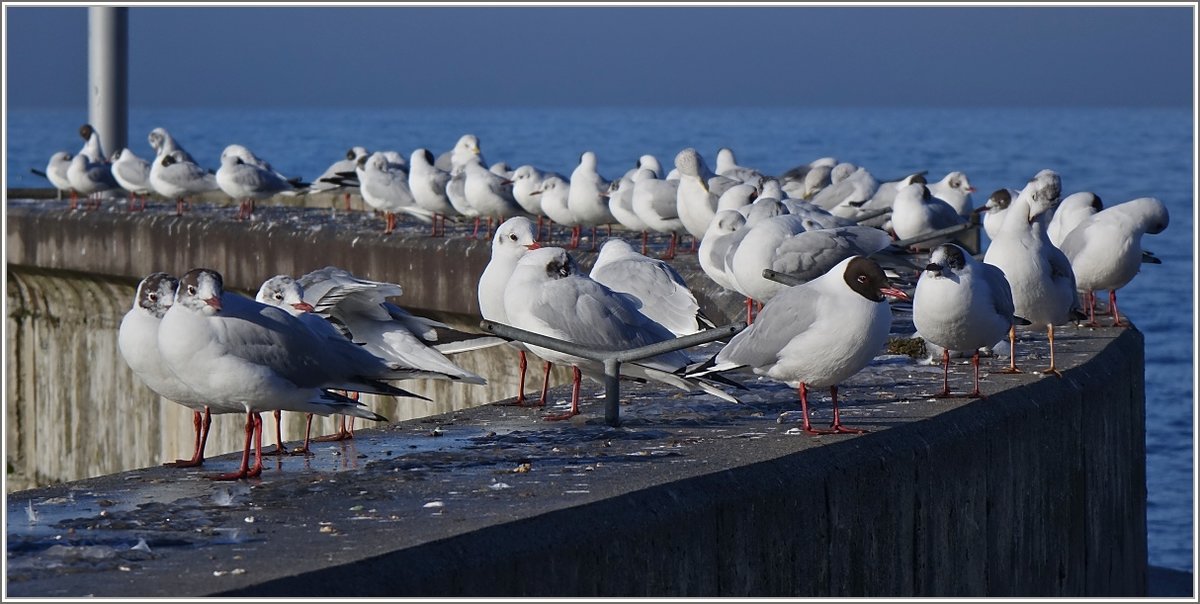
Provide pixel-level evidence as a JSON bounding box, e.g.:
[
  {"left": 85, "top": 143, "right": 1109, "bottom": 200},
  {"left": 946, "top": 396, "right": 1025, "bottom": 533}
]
[{"left": 5, "top": 326, "right": 1147, "bottom": 597}]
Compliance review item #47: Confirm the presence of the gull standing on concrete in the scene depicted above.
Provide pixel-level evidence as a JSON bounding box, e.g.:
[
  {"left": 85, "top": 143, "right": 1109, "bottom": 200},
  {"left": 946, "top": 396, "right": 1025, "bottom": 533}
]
[
  {"left": 150, "top": 150, "right": 219, "bottom": 215},
  {"left": 710, "top": 256, "right": 909, "bottom": 434},
  {"left": 631, "top": 169, "right": 684, "bottom": 258},
  {"left": 66, "top": 150, "right": 119, "bottom": 211},
  {"left": 590, "top": 238, "right": 714, "bottom": 337},
  {"left": 534, "top": 175, "right": 581, "bottom": 248},
  {"left": 216, "top": 144, "right": 308, "bottom": 221},
  {"left": 147, "top": 127, "right": 196, "bottom": 163},
  {"left": 675, "top": 148, "right": 738, "bottom": 249},
  {"left": 310, "top": 146, "right": 368, "bottom": 212},
  {"left": 983, "top": 169, "right": 1081, "bottom": 375},
  {"left": 479, "top": 217, "right": 556, "bottom": 406},
  {"left": 504, "top": 247, "right": 740, "bottom": 420},
  {"left": 408, "top": 148, "right": 457, "bottom": 237},
  {"left": 354, "top": 151, "right": 433, "bottom": 233},
  {"left": 698, "top": 209, "right": 747, "bottom": 293},
  {"left": 913, "top": 243, "right": 1024, "bottom": 398},
  {"left": 567, "top": 151, "right": 616, "bottom": 250},
  {"left": 119, "top": 272, "right": 241, "bottom": 468},
  {"left": 40, "top": 151, "right": 77, "bottom": 203},
  {"left": 464, "top": 157, "right": 523, "bottom": 240},
  {"left": 1059, "top": 197, "right": 1169, "bottom": 327},
  {"left": 110, "top": 148, "right": 154, "bottom": 211},
  {"left": 157, "top": 268, "right": 414, "bottom": 479}
]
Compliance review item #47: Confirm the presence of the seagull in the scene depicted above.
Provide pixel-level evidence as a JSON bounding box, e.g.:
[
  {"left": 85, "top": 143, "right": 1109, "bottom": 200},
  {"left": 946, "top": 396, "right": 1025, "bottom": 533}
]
[
  {"left": 503, "top": 247, "right": 740, "bottom": 420},
  {"left": 982, "top": 169, "right": 1081, "bottom": 375},
  {"left": 889, "top": 183, "right": 967, "bottom": 250},
  {"left": 217, "top": 144, "right": 308, "bottom": 220},
  {"left": 1047, "top": 191, "right": 1103, "bottom": 248},
  {"left": 118, "top": 272, "right": 241, "bottom": 468},
  {"left": 710, "top": 256, "right": 909, "bottom": 434},
  {"left": 408, "top": 148, "right": 457, "bottom": 237},
  {"left": 464, "top": 157, "right": 523, "bottom": 239},
  {"left": 149, "top": 150, "right": 219, "bottom": 215},
  {"left": 810, "top": 165, "right": 878, "bottom": 216},
  {"left": 109, "top": 148, "right": 154, "bottom": 211},
  {"left": 355, "top": 151, "right": 433, "bottom": 233},
  {"left": 715, "top": 147, "right": 767, "bottom": 185},
  {"left": 1059, "top": 197, "right": 1169, "bottom": 327},
  {"left": 913, "top": 243, "right": 1025, "bottom": 398},
  {"left": 510, "top": 165, "right": 557, "bottom": 237},
  {"left": 675, "top": 148, "right": 738, "bottom": 248},
  {"left": 567, "top": 151, "right": 616, "bottom": 250},
  {"left": 974, "top": 188, "right": 1019, "bottom": 242},
  {"left": 39, "top": 151, "right": 76, "bottom": 203},
  {"left": 77, "top": 123, "right": 107, "bottom": 163},
  {"left": 698, "top": 209, "right": 747, "bottom": 293},
  {"left": 533, "top": 175, "right": 580, "bottom": 247},
  {"left": 310, "top": 146, "right": 368, "bottom": 212},
  {"left": 478, "top": 217, "right": 554, "bottom": 407},
  {"left": 66, "top": 150, "right": 118, "bottom": 211},
  {"left": 156, "top": 268, "right": 418, "bottom": 479},
  {"left": 630, "top": 168, "right": 684, "bottom": 258},
  {"left": 605, "top": 174, "right": 651, "bottom": 249},
  {"left": 435, "top": 134, "right": 483, "bottom": 172},
  {"left": 147, "top": 127, "right": 196, "bottom": 164},
  {"left": 257, "top": 273, "right": 485, "bottom": 448},
  {"left": 590, "top": 238, "right": 715, "bottom": 337},
  {"left": 926, "top": 171, "right": 976, "bottom": 216}
]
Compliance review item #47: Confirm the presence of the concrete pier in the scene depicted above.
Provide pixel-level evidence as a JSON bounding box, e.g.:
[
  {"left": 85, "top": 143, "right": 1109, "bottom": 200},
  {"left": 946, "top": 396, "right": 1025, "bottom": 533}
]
[{"left": 4, "top": 196, "right": 1150, "bottom": 596}]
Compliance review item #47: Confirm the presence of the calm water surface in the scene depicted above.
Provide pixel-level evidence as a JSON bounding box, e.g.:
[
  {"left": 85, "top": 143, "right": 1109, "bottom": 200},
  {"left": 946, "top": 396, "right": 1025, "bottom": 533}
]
[{"left": 5, "top": 105, "right": 1194, "bottom": 572}]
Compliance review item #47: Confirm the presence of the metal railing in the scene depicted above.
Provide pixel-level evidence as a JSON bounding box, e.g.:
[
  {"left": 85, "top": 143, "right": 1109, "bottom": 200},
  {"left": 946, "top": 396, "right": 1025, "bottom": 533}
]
[{"left": 481, "top": 320, "right": 745, "bottom": 427}]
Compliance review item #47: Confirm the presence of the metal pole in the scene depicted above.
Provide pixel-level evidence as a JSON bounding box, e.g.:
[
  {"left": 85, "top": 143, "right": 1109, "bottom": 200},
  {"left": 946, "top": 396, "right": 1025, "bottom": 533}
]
[{"left": 88, "top": 7, "right": 128, "bottom": 158}]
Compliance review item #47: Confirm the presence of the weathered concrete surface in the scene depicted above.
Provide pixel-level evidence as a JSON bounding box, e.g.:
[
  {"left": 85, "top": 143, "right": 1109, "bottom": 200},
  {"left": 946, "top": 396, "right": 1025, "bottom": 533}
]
[{"left": 5, "top": 326, "right": 1148, "bottom": 597}]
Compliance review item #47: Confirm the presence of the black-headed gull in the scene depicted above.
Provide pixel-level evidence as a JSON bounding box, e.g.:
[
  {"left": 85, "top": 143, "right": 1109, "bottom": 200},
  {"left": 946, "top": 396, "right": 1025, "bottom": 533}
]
[
  {"left": 982, "top": 169, "right": 1081, "bottom": 375},
  {"left": 77, "top": 123, "right": 107, "bottom": 163},
  {"left": 310, "top": 146, "right": 368, "bottom": 212},
  {"left": 534, "top": 175, "right": 580, "bottom": 247},
  {"left": 630, "top": 169, "right": 683, "bottom": 258},
  {"left": 590, "top": 238, "right": 714, "bottom": 337},
  {"left": 147, "top": 127, "right": 196, "bottom": 164},
  {"left": 149, "top": 150, "right": 218, "bottom": 215},
  {"left": 478, "top": 217, "right": 554, "bottom": 407},
  {"left": 217, "top": 144, "right": 308, "bottom": 221},
  {"left": 118, "top": 272, "right": 241, "bottom": 468},
  {"left": 464, "top": 157, "right": 523, "bottom": 240},
  {"left": 913, "top": 243, "right": 1024, "bottom": 398},
  {"left": 66, "top": 150, "right": 118, "bottom": 211},
  {"left": 435, "top": 133, "right": 483, "bottom": 172},
  {"left": 926, "top": 171, "right": 976, "bottom": 216},
  {"left": 157, "top": 268, "right": 407, "bottom": 479},
  {"left": 715, "top": 147, "right": 767, "bottom": 186},
  {"left": 354, "top": 151, "right": 432, "bottom": 233},
  {"left": 711, "top": 256, "right": 909, "bottom": 434},
  {"left": 810, "top": 165, "right": 878, "bottom": 217},
  {"left": 890, "top": 183, "right": 967, "bottom": 250},
  {"left": 605, "top": 174, "right": 651, "bottom": 250},
  {"left": 675, "top": 148, "right": 738, "bottom": 247},
  {"left": 1047, "top": 191, "right": 1103, "bottom": 248},
  {"left": 698, "top": 209, "right": 746, "bottom": 293},
  {"left": 1059, "top": 197, "right": 1169, "bottom": 327},
  {"left": 408, "top": 148, "right": 457, "bottom": 237},
  {"left": 974, "top": 188, "right": 1018, "bottom": 242},
  {"left": 110, "top": 148, "right": 153, "bottom": 211},
  {"left": 504, "top": 247, "right": 739, "bottom": 421},
  {"left": 41, "top": 151, "right": 76, "bottom": 202},
  {"left": 257, "top": 273, "right": 484, "bottom": 448},
  {"left": 566, "top": 151, "right": 615, "bottom": 250},
  {"left": 509, "top": 165, "right": 552, "bottom": 231}
]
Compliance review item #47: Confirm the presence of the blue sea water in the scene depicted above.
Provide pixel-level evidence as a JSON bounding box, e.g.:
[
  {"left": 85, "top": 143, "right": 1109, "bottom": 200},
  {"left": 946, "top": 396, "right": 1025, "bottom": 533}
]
[{"left": 4, "top": 105, "right": 1195, "bottom": 572}]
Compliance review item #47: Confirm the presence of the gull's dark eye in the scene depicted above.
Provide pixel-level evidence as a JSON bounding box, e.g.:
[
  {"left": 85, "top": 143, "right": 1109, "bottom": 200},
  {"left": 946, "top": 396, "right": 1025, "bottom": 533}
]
[
  {"left": 187, "top": 285, "right": 196, "bottom": 296},
  {"left": 148, "top": 292, "right": 157, "bottom": 302},
  {"left": 508, "top": 233, "right": 518, "bottom": 241},
  {"left": 273, "top": 292, "right": 283, "bottom": 301}
]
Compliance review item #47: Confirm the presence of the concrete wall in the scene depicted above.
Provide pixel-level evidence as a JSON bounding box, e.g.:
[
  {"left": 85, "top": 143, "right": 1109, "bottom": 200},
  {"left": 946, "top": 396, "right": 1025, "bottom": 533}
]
[{"left": 219, "top": 330, "right": 1146, "bottom": 598}]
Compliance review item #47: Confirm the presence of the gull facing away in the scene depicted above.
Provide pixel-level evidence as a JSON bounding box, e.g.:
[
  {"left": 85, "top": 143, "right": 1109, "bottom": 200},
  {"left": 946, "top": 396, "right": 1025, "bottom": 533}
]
[
  {"left": 216, "top": 144, "right": 309, "bottom": 221},
  {"left": 310, "top": 146, "right": 368, "bottom": 212},
  {"left": 110, "top": 148, "right": 154, "bottom": 211},
  {"left": 589, "top": 238, "right": 715, "bottom": 338}
]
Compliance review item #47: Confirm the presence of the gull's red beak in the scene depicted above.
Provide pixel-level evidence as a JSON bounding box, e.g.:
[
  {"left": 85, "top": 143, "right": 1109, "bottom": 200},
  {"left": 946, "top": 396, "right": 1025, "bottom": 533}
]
[
  {"left": 881, "top": 286, "right": 910, "bottom": 302},
  {"left": 292, "top": 301, "right": 315, "bottom": 312},
  {"left": 526, "top": 242, "right": 542, "bottom": 250},
  {"left": 205, "top": 296, "right": 222, "bottom": 312}
]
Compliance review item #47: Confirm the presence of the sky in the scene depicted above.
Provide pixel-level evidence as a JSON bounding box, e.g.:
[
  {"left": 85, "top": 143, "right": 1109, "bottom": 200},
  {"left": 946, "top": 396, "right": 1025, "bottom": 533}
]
[{"left": 3, "top": 4, "right": 1196, "bottom": 109}]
